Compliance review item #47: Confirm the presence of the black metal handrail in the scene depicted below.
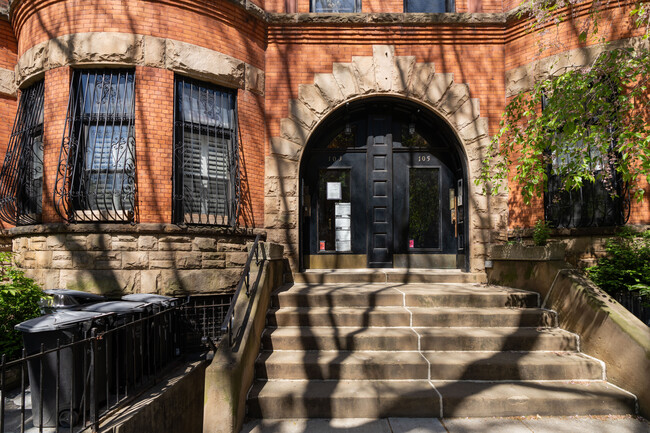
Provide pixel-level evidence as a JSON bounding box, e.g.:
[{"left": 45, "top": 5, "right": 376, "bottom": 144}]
[{"left": 220, "top": 234, "right": 264, "bottom": 347}]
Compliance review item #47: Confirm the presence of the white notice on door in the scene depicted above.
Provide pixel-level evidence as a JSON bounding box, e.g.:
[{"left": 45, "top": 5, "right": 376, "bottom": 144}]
[
  {"left": 327, "top": 182, "right": 342, "bottom": 200},
  {"left": 335, "top": 202, "right": 351, "bottom": 217}
]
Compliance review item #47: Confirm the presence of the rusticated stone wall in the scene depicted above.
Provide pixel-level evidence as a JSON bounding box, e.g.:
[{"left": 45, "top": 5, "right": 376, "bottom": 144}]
[{"left": 10, "top": 224, "right": 263, "bottom": 296}]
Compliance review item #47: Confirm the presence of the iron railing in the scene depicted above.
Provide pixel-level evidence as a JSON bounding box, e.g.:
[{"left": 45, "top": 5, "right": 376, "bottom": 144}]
[
  {"left": 0, "top": 80, "right": 44, "bottom": 226},
  {"left": 54, "top": 69, "right": 136, "bottom": 223},
  {"left": 0, "top": 297, "right": 232, "bottom": 433},
  {"left": 221, "top": 234, "right": 264, "bottom": 346},
  {"left": 613, "top": 291, "right": 650, "bottom": 327},
  {"left": 545, "top": 173, "right": 630, "bottom": 228},
  {"left": 172, "top": 76, "right": 239, "bottom": 227}
]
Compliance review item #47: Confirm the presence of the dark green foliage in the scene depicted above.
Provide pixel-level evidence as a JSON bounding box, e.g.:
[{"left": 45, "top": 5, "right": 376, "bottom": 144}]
[
  {"left": 587, "top": 229, "right": 650, "bottom": 305},
  {"left": 532, "top": 220, "right": 552, "bottom": 246},
  {"left": 0, "top": 252, "right": 45, "bottom": 360}
]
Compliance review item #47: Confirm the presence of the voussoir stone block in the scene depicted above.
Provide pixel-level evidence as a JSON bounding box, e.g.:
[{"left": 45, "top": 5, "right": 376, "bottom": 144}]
[
  {"left": 393, "top": 56, "right": 415, "bottom": 94},
  {"left": 425, "top": 73, "right": 454, "bottom": 106},
  {"left": 439, "top": 83, "right": 470, "bottom": 115},
  {"left": 270, "top": 137, "right": 303, "bottom": 161},
  {"left": 352, "top": 56, "right": 377, "bottom": 94},
  {"left": 289, "top": 99, "right": 319, "bottom": 129},
  {"left": 373, "top": 45, "right": 396, "bottom": 92},
  {"left": 459, "top": 117, "right": 489, "bottom": 143},
  {"left": 451, "top": 98, "right": 481, "bottom": 130},
  {"left": 314, "top": 73, "right": 345, "bottom": 105},
  {"left": 332, "top": 63, "right": 358, "bottom": 100},
  {"left": 407, "top": 63, "right": 435, "bottom": 100},
  {"left": 245, "top": 63, "right": 265, "bottom": 94},
  {"left": 280, "top": 118, "right": 310, "bottom": 145},
  {"left": 299, "top": 84, "right": 331, "bottom": 115}
]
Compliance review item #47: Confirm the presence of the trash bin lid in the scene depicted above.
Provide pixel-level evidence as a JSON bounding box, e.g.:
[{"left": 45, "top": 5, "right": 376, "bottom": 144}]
[
  {"left": 45, "top": 289, "right": 106, "bottom": 305},
  {"left": 15, "top": 310, "right": 108, "bottom": 333},
  {"left": 80, "top": 301, "right": 150, "bottom": 315},
  {"left": 122, "top": 294, "right": 178, "bottom": 306}
]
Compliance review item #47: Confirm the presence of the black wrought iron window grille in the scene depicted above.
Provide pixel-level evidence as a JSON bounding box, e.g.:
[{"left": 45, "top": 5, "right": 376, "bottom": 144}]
[
  {"left": 54, "top": 69, "right": 136, "bottom": 223},
  {"left": 0, "top": 81, "right": 44, "bottom": 225},
  {"left": 404, "top": 0, "right": 455, "bottom": 13},
  {"left": 173, "top": 76, "right": 240, "bottom": 227},
  {"left": 542, "top": 94, "right": 629, "bottom": 228},
  {"left": 311, "top": 0, "right": 361, "bottom": 13}
]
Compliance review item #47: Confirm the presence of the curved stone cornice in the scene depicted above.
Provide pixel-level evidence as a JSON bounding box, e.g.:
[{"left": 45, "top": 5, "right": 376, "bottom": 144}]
[{"left": 15, "top": 32, "right": 264, "bottom": 93}]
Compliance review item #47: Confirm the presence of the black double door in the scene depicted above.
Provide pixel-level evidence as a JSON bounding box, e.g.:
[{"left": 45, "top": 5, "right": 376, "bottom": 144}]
[{"left": 303, "top": 115, "right": 461, "bottom": 268}]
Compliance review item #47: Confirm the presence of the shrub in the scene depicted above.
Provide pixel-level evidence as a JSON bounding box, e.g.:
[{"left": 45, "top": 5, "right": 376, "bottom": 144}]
[
  {"left": 0, "top": 252, "right": 45, "bottom": 360},
  {"left": 587, "top": 228, "right": 650, "bottom": 305},
  {"left": 532, "top": 220, "right": 553, "bottom": 246}
]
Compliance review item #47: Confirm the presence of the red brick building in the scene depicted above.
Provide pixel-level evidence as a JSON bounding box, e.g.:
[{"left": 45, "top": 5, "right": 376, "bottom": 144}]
[{"left": 0, "top": 0, "right": 646, "bottom": 293}]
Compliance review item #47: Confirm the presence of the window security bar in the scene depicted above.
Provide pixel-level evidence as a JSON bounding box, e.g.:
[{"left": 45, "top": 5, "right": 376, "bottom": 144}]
[
  {"left": 173, "top": 76, "right": 240, "bottom": 227},
  {"left": 54, "top": 70, "right": 136, "bottom": 223},
  {"left": 0, "top": 81, "right": 44, "bottom": 225}
]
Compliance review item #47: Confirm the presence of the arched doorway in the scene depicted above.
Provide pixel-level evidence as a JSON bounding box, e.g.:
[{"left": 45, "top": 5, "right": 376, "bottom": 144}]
[{"left": 300, "top": 97, "right": 469, "bottom": 270}]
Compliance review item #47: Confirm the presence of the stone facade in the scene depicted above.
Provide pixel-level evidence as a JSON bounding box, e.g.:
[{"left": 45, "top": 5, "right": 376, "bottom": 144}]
[{"left": 11, "top": 224, "right": 261, "bottom": 296}]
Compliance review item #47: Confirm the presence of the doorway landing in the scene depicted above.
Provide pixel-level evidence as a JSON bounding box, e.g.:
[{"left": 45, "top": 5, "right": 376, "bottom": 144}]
[{"left": 293, "top": 268, "right": 486, "bottom": 284}]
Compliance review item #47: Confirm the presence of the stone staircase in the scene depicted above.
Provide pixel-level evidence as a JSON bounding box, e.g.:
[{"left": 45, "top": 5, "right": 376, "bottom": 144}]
[{"left": 248, "top": 271, "right": 637, "bottom": 419}]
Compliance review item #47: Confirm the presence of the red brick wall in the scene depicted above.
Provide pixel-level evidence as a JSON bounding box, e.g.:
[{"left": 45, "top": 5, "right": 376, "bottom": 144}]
[
  {"left": 504, "top": 0, "right": 649, "bottom": 228},
  {"left": 13, "top": 0, "right": 266, "bottom": 70},
  {"left": 42, "top": 66, "right": 70, "bottom": 223},
  {"left": 0, "top": 18, "right": 17, "bottom": 230},
  {"left": 134, "top": 66, "right": 173, "bottom": 223}
]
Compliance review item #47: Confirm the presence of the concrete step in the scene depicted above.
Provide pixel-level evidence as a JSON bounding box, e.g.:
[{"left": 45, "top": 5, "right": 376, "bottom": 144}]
[
  {"left": 247, "top": 379, "right": 441, "bottom": 419},
  {"left": 255, "top": 351, "right": 604, "bottom": 381},
  {"left": 417, "top": 327, "right": 578, "bottom": 351},
  {"left": 248, "top": 379, "right": 635, "bottom": 419},
  {"left": 261, "top": 327, "right": 578, "bottom": 352},
  {"left": 433, "top": 381, "right": 636, "bottom": 417},
  {"left": 268, "top": 307, "right": 556, "bottom": 328},
  {"left": 293, "top": 269, "right": 487, "bottom": 284},
  {"left": 273, "top": 284, "right": 539, "bottom": 309}
]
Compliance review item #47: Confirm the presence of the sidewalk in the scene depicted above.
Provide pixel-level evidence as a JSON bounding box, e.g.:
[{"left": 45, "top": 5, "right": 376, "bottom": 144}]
[{"left": 242, "top": 415, "right": 650, "bottom": 433}]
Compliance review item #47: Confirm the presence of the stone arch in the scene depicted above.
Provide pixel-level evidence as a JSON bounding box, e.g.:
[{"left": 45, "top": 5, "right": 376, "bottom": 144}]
[{"left": 265, "top": 45, "right": 507, "bottom": 272}]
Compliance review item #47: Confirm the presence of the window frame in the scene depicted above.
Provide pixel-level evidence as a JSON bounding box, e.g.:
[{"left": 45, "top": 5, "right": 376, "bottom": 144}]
[
  {"left": 0, "top": 80, "right": 44, "bottom": 225},
  {"left": 404, "top": 0, "right": 455, "bottom": 13},
  {"left": 54, "top": 68, "right": 136, "bottom": 223},
  {"left": 541, "top": 93, "right": 629, "bottom": 228},
  {"left": 172, "top": 75, "right": 240, "bottom": 227},
  {"left": 310, "top": 0, "right": 362, "bottom": 13}
]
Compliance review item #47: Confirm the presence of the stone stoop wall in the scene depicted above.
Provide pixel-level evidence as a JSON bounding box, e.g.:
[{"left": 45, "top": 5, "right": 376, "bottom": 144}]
[
  {"left": 506, "top": 225, "right": 650, "bottom": 269},
  {"left": 10, "top": 224, "right": 263, "bottom": 296}
]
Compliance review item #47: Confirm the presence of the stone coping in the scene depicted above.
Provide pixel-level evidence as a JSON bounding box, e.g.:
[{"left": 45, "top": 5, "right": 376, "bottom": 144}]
[
  {"left": 8, "top": 222, "right": 265, "bottom": 237},
  {"left": 507, "top": 224, "right": 650, "bottom": 238},
  {"left": 5, "top": 0, "right": 529, "bottom": 26},
  {"left": 490, "top": 243, "right": 566, "bottom": 261}
]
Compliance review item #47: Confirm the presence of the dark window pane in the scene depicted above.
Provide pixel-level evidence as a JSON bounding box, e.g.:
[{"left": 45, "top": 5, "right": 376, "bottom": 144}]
[
  {"left": 327, "top": 125, "right": 357, "bottom": 149},
  {"left": 0, "top": 80, "right": 44, "bottom": 225},
  {"left": 174, "top": 76, "right": 238, "bottom": 226},
  {"left": 405, "top": 0, "right": 453, "bottom": 13},
  {"left": 312, "top": 0, "right": 360, "bottom": 12},
  {"left": 55, "top": 70, "right": 136, "bottom": 222},
  {"left": 318, "top": 169, "right": 351, "bottom": 252},
  {"left": 408, "top": 168, "right": 440, "bottom": 249}
]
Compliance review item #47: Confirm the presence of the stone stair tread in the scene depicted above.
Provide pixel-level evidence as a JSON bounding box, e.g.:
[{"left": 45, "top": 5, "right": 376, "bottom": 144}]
[
  {"left": 292, "top": 269, "right": 487, "bottom": 284},
  {"left": 248, "top": 379, "right": 442, "bottom": 418},
  {"left": 276, "top": 283, "right": 534, "bottom": 295},
  {"left": 256, "top": 350, "right": 603, "bottom": 381},
  {"left": 432, "top": 380, "right": 636, "bottom": 417}
]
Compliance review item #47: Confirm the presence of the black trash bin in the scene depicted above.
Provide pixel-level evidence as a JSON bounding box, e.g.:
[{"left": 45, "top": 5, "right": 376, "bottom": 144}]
[
  {"left": 15, "top": 310, "right": 112, "bottom": 428},
  {"left": 80, "top": 301, "right": 152, "bottom": 392},
  {"left": 122, "top": 294, "right": 182, "bottom": 367},
  {"left": 39, "top": 289, "right": 106, "bottom": 314}
]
